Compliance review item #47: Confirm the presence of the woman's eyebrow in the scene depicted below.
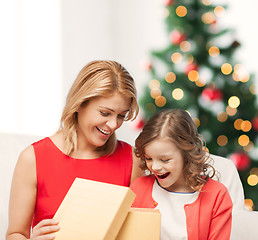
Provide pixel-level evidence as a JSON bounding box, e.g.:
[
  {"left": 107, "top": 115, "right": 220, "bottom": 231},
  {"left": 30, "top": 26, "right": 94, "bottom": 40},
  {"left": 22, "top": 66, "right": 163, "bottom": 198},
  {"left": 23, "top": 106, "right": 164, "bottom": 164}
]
[{"left": 98, "top": 106, "right": 129, "bottom": 113}]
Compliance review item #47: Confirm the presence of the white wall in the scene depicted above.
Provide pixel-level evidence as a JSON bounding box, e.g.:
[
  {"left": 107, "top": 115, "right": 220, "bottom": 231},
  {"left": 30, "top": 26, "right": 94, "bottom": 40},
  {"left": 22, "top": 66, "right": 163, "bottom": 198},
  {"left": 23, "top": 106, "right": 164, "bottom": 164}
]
[{"left": 0, "top": 0, "right": 257, "bottom": 144}]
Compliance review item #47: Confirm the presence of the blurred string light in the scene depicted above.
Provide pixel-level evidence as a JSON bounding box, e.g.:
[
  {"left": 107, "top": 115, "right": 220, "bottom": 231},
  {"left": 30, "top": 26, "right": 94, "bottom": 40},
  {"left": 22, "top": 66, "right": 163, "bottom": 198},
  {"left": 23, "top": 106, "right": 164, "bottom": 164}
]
[
  {"left": 245, "top": 199, "right": 254, "bottom": 211},
  {"left": 180, "top": 41, "right": 191, "bottom": 52},
  {"left": 188, "top": 70, "right": 199, "bottom": 82},
  {"left": 241, "top": 120, "right": 252, "bottom": 132},
  {"left": 176, "top": 6, "right": 187, "bottom": 17},
  {"left": 172, "top": 88, "right": 184, "bottom": 100},
  {"left": 171, "top": 52, "right": 183, "bottom": 63},
  {"left": 217, "top": 135, "right": 228, "bottom": 146},
  {"left": 208, "top": 46, "right": 220, "bottom": 57},
  {"left": 228, "top": 96, "right": 240, "bottom": 108},
  {"left": 202, "top": 0, "right": 212, "bottom": 6},
  {"left": 247, "top": 174, "right": 258, "bottom": 187},
  {"left": 187, "top": 54, "right": 194, "bottom": 64},
  {"left": 195, "top": 78, "right": 206, "bottom": 87},
  {"left": 226, "top": 106, "right": 237, "bottom": 116},
  {"left": 165, "top": 72, "right": 176, "bottom": 83},
  {"left": 193, "top": 117, "right": 200, "bottom": 127},
  {"left": 249, "top": 84, "right": 256, "bottom": 95},
  {"left": 214, "top": 6, "right": 225, "bottom": 17},
  {"left": 244, "top": 141, "right": 254, "bottom": 152},
  {"left": 202, "top": 12, "right": 216, "bottom": 24},
  {"left": 149, "top": 79, "right": 160, "bottom": 89},
  {"left": 233, "top": 64, "right": 250, "bottom": 82},
  {"left": 221, "top": 63, "right": 233, "bottom": 75},
  {"left": 155, "top": 96, "right": 166, "bottom": 107},
  {"left": 238, "top": 134, "right": 250, "bottom": 147},
  {"left": 217, "top": 112, "right": 228, "bottom": 122},
  {"left": 234, "top": 119, "right": 243, "bottom": 130}
]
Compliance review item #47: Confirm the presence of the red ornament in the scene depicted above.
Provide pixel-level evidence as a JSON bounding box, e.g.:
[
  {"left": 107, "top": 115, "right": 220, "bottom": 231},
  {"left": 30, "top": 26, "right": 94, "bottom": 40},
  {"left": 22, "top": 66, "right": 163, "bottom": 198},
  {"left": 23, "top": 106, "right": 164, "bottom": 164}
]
[
  {"left": 202, "top": 87, "right": 223, "bottom": 101},
  {"left": 131, "top": 117, "right": 146, "bottom": 130},
  {"left": 230, "top": 152, "right": 251, "bottom": 171},
  {"left": 169, "top": 30, "right": 186, "bottom": 45},
  {"left": 142, "top": 60, "right": 152, "bottom": 71},
  {"left": 164, "top": 0, "right": 173, "bottom": 6},
  {"left": 252, "top": 116, "right": 258, "bottom": 131},
  {"left": 185, "top": 63, "right": 199, "bottom": 75}
]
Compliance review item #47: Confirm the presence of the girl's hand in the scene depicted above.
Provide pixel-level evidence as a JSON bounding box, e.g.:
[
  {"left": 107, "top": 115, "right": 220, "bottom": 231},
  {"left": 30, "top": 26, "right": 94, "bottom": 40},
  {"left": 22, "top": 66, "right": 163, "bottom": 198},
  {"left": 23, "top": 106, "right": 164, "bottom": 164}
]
[{"left": 30, "top": 219, "right": 60, "bottom": 240}]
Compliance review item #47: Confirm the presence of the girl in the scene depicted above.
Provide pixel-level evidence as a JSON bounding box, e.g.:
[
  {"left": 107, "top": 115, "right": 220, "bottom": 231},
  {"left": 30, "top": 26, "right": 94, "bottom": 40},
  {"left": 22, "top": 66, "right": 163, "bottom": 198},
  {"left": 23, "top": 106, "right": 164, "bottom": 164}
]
[
  {"left": 130, "top": 109, "right": 232, "bottom": 240},
  {"left": 6, "top": 60, "right": 143, "bottom": 240}
]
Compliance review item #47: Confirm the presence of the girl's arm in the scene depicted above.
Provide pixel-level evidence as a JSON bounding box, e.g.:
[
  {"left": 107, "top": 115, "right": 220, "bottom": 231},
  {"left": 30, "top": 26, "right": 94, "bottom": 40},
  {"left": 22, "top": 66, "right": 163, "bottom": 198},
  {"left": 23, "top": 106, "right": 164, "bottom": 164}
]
[
  {"left": 208, "top": 189, "right": 233, "bottom": 240},
  {"left": 6, "top": 146, "right": 59, "bottom": 240}
]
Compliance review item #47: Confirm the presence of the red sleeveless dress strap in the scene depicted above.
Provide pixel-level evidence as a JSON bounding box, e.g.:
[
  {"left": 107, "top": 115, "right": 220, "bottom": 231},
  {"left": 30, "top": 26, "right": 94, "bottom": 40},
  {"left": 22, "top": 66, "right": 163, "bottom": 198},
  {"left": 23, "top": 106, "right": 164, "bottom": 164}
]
[{"left": 32, "top": 137, "right": 133, "bottom": 226}]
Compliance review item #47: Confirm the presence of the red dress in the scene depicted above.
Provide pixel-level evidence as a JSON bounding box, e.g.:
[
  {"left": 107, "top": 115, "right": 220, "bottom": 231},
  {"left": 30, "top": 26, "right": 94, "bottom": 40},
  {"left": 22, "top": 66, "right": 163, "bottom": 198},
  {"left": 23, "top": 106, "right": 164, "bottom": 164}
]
[{"left": 32, "top": 137, "right": 133, "bottom": 227}]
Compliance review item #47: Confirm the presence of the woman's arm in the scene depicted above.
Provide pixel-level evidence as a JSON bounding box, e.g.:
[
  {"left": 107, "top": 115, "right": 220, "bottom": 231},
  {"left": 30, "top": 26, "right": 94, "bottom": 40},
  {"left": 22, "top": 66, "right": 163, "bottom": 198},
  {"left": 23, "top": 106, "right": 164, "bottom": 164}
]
[{"left": 6, "top": 146, "right": 59, "bottom": 240}]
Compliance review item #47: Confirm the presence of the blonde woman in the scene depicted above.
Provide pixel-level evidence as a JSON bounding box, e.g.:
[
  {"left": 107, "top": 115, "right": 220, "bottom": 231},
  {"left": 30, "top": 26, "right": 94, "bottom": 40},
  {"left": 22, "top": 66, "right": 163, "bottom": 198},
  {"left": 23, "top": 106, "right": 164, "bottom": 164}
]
[
  {"left": 6, "top": 60, "right": 143, "bottom": 240},
  {"left": 130, "top": 109, "right": 232, "bottom": 240}
]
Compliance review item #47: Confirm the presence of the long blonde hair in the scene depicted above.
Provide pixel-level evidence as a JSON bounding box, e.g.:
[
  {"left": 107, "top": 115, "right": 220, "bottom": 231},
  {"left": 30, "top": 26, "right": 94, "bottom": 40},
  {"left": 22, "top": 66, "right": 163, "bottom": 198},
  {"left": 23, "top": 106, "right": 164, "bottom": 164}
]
[
  {"left": 60, "top": 60, "right": 139, "bottom": 155},
  {"left": 135, "top": 109, "right": 215, "bottom": 191}
]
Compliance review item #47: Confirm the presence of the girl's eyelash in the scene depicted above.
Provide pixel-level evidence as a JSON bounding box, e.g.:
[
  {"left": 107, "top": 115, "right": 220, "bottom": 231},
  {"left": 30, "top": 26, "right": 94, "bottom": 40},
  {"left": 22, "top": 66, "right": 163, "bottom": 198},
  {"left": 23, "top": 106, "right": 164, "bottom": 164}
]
[{"left": 161, "top": 159, "right": 170, "bottom": 163}]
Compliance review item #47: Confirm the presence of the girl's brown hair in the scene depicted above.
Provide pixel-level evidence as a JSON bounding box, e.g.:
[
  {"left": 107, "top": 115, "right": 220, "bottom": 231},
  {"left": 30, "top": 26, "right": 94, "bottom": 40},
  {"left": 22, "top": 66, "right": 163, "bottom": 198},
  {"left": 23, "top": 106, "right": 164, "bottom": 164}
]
[
  {"left": 135, "top": 109, "right": 215, "bottom": 191},
  {"left": 59, "top": 60, "right": 139, "bottom": 155}
]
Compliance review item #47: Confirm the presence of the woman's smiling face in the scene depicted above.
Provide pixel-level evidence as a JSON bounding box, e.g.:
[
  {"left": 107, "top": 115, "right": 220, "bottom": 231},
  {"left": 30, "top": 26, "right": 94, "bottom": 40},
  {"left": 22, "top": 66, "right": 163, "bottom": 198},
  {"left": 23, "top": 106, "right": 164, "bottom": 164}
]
[
  {"left": 76, "top": 92, "right": 131, "bottom": 151},
  {"left": 144, "top": 137, "right": 192, "bottom": 192}
]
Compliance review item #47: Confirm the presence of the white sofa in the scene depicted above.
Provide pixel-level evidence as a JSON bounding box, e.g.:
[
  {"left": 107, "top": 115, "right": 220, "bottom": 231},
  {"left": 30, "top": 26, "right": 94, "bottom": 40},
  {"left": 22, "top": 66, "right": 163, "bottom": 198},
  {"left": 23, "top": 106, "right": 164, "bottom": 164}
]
[{"left": 1, "top": 132, "right": 258, "bottom": 239}]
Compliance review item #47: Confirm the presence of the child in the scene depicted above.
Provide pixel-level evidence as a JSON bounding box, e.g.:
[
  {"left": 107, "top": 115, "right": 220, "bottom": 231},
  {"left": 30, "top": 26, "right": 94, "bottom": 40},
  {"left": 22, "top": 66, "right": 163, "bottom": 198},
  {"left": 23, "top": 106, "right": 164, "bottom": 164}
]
[{"left": 130, "top": 109, "right": 232, "bottom": 240}]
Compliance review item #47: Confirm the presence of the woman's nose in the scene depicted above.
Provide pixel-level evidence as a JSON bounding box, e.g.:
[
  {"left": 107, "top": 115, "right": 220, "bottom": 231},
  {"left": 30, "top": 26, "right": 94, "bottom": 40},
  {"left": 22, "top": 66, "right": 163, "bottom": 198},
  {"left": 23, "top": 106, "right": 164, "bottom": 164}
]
[{"left": 106, "top": 118, "right": 118, "bottom": 130}]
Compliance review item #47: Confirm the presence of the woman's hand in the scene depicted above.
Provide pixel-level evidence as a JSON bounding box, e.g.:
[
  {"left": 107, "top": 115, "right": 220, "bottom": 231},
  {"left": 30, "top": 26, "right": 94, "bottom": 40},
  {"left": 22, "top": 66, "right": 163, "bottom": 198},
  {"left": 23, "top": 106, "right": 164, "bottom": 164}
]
[{"left": 30, "top": 219, "right": 60, "bottom": 240}]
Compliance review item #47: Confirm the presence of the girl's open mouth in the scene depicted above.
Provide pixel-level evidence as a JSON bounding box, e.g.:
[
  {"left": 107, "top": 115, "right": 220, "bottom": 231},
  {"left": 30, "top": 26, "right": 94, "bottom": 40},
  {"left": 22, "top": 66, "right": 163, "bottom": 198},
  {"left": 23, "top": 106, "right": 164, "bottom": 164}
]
[{"left": 157, "top": 172, "right": 170, "bottom": 179}]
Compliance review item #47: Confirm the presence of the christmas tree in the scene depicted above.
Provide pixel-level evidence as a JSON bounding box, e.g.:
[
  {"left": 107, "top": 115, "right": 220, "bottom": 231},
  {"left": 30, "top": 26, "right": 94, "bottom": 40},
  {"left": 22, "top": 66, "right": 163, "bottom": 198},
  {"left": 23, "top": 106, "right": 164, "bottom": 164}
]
[{"left": 139, "top": 0, "right": 258, "bottom": 210}]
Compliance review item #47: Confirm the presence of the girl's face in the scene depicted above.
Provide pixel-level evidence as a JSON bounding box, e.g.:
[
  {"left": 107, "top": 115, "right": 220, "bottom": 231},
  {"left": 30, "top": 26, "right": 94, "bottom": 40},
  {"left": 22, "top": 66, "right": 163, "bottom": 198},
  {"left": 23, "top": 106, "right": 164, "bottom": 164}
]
[
  {"left": 77, "top": 92, "right": 131, "bottom": 151},
  {"left": 144, "top": 137, "right": 192, "bottom": 192}
]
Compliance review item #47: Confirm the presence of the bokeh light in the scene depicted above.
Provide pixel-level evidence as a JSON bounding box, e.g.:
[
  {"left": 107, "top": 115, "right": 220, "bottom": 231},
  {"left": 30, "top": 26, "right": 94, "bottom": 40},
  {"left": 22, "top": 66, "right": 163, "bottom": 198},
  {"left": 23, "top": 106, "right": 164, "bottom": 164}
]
[
  {"left": 228, "top": 96, "right": 240, "bottom": 108},
  {"left": 245, "top": 199, "right": 254, "bottom": 211},
  {"left": 172, "top": 88, "right": 184, "bottom": 100},
  {"left": 176, "top": 6, "right": 187, "bottom": 17},
  {"left": 217, "top": 112, "right": 228, "bottom": 122},
  {"left": 188, "top": 70, "right": 199, "bottom": 82},
  {"left": 202, "top": 12, "right": 216, "bottom": 24},
  {"left": 247, "top": 175, "right": 258, "bottom": 187},
  {"left": 214, "top": 6, "right": 225, "bottom": 17},
  {"left": 241, "top": 120, "right": 252, "bottom": 132},
  {"left": 221, "top": 63, "right": 233, "bottom": 75},
  {"left": 149, "top": 79, "right": 160, "bottom": 89},
  {"left": 209, "top": 46, "right": 220, "bottom": 57},
  {"left": 238, "top": 135, "right": 250, "bottom": 147},
  {"left": 155, "top": 96, "right": 166, "bottom": 107},
  {"left": 180, "top": 41, "right": 191, "bottom": 52},
  {"left": 150, "top": 89, "right": 162, "bottom": 99},
  {"left": 234, "top": 119, "right": 243, "bottom": 130},
  {"left": 193, "top": 117, "right": 200, "bottom": 128},
  {"left": 202, "top": 0, "right": 212, "bottom": 5},
  {"left": 165, "top": 72, "right": 176, "bottom": 83},
  {"left": 217, "top": 135, "right": 228, "bottom": 146},
  {"left": 226, "top": 106, "right": 237, "bottom": 116},
  {"left": 171, "top": 52, "right": 183, "bottom": 63}
]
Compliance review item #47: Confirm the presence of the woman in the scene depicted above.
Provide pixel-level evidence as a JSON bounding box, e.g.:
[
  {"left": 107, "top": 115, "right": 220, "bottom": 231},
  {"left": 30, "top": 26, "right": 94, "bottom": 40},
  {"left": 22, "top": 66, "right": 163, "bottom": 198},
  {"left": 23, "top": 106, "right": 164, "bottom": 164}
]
[{"left": 6, "top": 60, "right": 143, "bottom": 240}]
